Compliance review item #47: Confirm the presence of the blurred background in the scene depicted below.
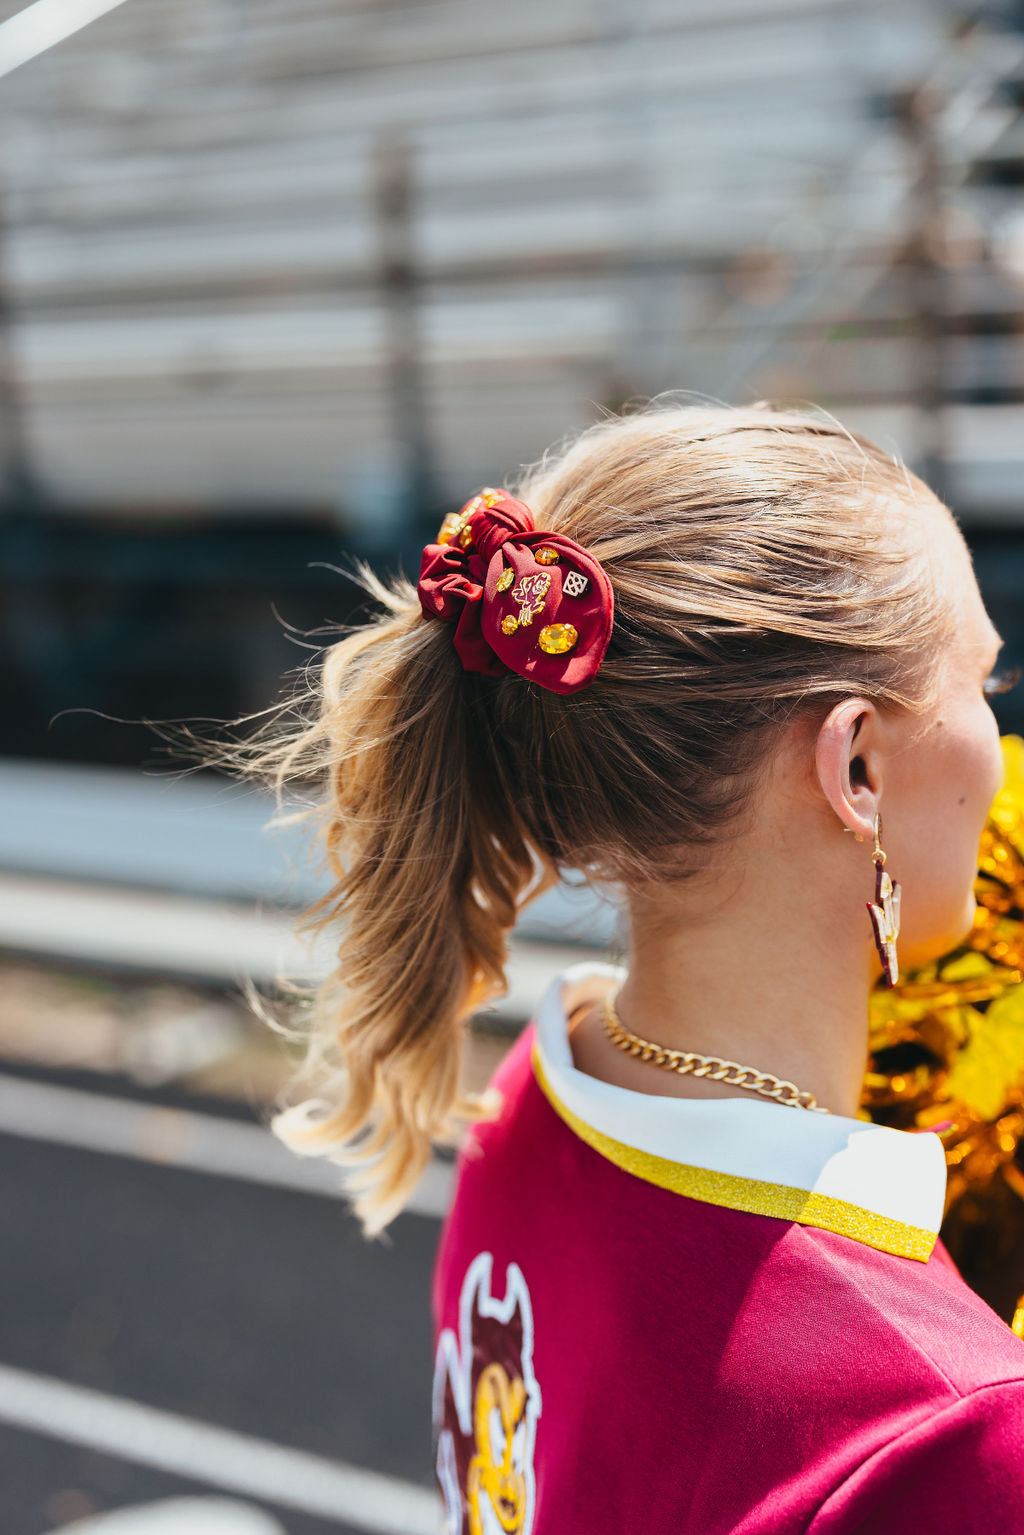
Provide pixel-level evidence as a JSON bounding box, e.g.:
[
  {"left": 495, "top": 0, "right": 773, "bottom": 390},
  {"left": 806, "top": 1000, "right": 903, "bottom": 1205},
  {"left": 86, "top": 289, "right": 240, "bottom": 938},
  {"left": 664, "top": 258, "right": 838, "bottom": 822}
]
[{"left": 0, "top": 0, "right": 1023, "bottom": 1531}]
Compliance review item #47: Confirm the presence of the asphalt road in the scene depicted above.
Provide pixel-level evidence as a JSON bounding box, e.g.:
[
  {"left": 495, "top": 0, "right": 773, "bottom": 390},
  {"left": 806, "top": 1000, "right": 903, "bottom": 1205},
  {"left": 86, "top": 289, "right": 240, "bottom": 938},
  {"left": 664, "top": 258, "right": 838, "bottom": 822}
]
[{"left": 0, "top": 1070, "right": 442, "bottom": 1535}]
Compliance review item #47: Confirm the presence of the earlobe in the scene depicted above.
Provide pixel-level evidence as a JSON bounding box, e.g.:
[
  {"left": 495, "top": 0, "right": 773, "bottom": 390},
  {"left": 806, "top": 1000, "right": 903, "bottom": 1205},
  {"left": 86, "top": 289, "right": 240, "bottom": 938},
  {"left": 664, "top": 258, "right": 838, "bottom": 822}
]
[{"left": 814, "top": 697, "right": 881, "bottom": 839}]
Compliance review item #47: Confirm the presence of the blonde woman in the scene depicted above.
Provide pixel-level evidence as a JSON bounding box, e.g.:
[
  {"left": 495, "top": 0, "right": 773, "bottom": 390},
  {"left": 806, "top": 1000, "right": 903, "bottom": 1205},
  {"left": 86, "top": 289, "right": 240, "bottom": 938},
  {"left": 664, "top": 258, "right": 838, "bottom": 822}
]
[{"left": 251, "top": 405, "right": 1024, "bottom": 1533}]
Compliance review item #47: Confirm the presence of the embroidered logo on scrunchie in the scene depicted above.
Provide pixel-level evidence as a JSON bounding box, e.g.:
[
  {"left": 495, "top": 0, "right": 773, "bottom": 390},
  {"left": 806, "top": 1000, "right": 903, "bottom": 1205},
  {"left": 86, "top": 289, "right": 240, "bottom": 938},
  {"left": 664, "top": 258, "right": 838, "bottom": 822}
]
[{"left": 416, "top": 487, "right": 614, "bottom": 695}]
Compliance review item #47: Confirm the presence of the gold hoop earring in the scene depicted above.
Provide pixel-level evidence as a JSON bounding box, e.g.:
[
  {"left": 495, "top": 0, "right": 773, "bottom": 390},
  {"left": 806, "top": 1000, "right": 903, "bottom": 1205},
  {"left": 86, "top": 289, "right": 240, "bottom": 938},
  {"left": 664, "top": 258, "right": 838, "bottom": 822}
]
[{"left": 866, "top": 811, "right": 901, "bottom": 986}]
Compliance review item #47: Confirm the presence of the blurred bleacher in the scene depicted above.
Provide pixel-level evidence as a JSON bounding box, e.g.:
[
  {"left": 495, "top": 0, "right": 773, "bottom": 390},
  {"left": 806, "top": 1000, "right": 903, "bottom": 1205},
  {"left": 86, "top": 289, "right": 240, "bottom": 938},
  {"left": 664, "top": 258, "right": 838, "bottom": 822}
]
[
  {"left": 0, "top": 0, "right": 1021, "bottom": 519},
  {"left": 0, "top": 0, "right": 1022, "bottom": 762}
]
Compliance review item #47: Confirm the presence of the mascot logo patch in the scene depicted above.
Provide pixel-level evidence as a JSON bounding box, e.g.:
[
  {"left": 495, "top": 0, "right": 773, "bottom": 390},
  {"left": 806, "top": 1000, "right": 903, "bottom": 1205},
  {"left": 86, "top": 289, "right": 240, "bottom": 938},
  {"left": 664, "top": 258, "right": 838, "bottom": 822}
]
[{"left": 433, "top": 1253, "right": 541, "bottom": 1535}]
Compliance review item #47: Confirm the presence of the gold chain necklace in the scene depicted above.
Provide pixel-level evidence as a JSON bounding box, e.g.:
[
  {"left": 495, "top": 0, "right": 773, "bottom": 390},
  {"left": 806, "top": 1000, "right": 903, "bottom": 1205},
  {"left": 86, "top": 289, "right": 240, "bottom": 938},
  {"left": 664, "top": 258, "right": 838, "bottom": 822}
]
[{"left": 601, "top": 992, "right": 829, "bottom": 1114}]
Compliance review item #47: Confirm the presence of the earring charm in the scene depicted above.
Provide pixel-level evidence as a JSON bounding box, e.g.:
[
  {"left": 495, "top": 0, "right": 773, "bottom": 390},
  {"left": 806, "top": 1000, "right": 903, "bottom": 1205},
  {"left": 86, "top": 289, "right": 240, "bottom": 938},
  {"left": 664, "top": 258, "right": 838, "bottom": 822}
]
[{"left": 866, "top": 812, "right": 901, "bottom": 986}]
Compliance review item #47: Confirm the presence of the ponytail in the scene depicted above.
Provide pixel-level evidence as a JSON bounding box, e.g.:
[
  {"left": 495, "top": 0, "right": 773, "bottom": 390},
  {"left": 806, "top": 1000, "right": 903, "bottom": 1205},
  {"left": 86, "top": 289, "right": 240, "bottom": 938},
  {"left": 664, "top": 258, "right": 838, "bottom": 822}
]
[{"left": 240, "top": 567, "right": 543, "bottom": 1235}]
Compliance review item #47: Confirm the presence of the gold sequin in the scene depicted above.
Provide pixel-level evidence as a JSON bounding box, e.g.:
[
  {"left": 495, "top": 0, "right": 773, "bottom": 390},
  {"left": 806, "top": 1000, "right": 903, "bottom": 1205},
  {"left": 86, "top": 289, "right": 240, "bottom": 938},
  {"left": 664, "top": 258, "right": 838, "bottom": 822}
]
[
  {"left": 496, "top": 567, "right": 515, "bottom": 593},
  {"left": 538, "top": 622, "right": 578, "bottom": 655},
  {"left": 501, "top": 615, "right": 519, "bottom": 635},
  {"left": 536, "top": 547, "right": 559, "bottom": 565},
  {"left": 458, "top": 523, "right": 474, "bottom": 550}
]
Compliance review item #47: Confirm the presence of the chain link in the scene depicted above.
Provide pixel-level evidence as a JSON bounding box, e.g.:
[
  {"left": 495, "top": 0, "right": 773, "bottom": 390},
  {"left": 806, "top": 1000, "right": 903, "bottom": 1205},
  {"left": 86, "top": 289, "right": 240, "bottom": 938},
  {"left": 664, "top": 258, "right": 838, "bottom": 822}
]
[{"left": 601, "top": 993, "right": 829, "bottom": 1113}]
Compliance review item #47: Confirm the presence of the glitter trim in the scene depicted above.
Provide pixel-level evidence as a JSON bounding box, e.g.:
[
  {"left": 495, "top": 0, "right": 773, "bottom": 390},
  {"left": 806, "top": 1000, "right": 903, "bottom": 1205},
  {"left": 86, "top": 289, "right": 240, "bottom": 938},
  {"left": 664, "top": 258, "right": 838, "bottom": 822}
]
[{"left": 532, "top": 1044, "right": 936, "bottom": 1262}]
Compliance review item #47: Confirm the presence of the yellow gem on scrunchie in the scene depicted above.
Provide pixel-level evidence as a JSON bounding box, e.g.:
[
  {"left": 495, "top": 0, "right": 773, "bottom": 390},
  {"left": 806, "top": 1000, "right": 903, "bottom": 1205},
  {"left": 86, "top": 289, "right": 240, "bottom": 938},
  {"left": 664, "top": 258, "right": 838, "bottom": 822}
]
[
  {"left": 496, "top": 566, "right": 515, "bottom": 593},
  {"left": 501, "top": 614, "right": 519, "bottom": 635},
  {"left": 536, "top": 547, "right": 559, "bottom": 565},
  {"left": 437, "top": 511, "right": 467, "bottom": 546},
  {"left": 538, "top": 622, "right": 578, "bottom": 654}
]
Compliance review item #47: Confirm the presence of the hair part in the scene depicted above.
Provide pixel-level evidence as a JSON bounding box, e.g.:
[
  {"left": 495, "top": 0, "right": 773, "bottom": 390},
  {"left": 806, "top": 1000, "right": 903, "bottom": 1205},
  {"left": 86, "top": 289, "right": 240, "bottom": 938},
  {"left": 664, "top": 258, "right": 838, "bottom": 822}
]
[{"left": 221, "top": 401, "right": 958, "bottom": 1234}]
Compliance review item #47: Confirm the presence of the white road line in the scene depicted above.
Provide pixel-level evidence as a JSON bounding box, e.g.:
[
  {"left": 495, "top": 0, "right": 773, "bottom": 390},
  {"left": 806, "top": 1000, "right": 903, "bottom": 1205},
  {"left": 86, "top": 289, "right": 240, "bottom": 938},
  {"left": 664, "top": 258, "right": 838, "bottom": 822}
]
[
  {"left": 59, "top": 1498, "right": 287, "bottom": 1535},
  {"left": 64, "top": 1501, "right": 287, "bottom": 1535},
  {"left": 0, "top": 0, "right": 133, "bottom": 78},
  {"left": 0, "top": 1072, "right": 454, "bottom": 1219},
  {"left": 0, "top": 1362, "right": 440, "bottom": 1534}
]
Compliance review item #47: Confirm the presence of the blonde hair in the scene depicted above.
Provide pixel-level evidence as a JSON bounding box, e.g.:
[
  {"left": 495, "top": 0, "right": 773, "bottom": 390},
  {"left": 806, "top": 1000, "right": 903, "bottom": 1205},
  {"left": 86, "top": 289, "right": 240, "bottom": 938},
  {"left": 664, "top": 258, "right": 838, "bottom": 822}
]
[{"left": 225, "top": 402, "right": 958, "bottom": 1234}]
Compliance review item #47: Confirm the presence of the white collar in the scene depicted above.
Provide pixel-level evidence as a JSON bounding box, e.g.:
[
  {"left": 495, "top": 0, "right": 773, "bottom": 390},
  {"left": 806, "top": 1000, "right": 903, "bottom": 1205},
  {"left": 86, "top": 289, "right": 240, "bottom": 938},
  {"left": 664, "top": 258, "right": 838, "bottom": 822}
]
[{"left": 532, "top": 962, "right": 947, "bottom": 1263}]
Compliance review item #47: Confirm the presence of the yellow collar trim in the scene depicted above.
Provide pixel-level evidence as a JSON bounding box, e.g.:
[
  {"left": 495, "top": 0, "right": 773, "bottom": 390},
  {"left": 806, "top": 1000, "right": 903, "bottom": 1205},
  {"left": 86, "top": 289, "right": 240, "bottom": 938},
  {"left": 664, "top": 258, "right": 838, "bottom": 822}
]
[{"left": 532, "top": 1044, "right": 936, "bottom": 1263}]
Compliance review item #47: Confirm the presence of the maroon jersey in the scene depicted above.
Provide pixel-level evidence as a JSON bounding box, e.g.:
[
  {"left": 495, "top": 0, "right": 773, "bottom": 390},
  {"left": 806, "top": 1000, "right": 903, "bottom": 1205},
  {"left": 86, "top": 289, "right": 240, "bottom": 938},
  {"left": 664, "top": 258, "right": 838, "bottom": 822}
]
[{"left": 432, "top": 963, "right": 1024, "bottom": 1534}]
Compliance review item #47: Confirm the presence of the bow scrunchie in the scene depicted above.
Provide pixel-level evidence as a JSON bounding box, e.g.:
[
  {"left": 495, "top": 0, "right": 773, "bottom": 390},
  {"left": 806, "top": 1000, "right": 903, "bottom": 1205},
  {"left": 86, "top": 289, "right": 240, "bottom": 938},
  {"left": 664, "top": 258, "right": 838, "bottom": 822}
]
[{"left": 417, "top": 488, "right": 614, "bottom": 695}]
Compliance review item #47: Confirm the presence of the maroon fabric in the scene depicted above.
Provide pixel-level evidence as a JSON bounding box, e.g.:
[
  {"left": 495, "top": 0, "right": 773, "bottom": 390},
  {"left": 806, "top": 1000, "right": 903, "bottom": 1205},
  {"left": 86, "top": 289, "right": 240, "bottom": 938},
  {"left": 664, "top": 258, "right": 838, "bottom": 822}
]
[
  {"left": 417, "top": 489, "right": 614, "bottom": 694},
  {"left": 432, "top": 1028, "right": 1024, "bottom": 1534}
]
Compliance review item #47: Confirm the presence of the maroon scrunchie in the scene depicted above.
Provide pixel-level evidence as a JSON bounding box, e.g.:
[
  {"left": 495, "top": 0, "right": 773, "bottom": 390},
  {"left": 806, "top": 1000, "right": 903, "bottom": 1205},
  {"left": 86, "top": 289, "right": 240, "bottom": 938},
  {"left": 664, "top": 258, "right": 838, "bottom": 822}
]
[{"left": 417, "top": 488, "right": 614, "bottom": 695}]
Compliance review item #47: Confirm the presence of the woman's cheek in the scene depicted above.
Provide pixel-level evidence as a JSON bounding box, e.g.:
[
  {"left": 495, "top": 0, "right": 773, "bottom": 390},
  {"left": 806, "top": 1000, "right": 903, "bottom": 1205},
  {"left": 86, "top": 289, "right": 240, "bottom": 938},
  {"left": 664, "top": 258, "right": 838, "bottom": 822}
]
[
  {"left": 980, "top": 705, "right": 1005, "bottom": 812},
  {"left": 944, "top": 691, "right": 1001, "bottom": 838},
  {"left": 955, "top": 712, "right": 1000, "bottom": 940},
  {"left": 898, "top": 706, "right": 999, "bottom": 964}
]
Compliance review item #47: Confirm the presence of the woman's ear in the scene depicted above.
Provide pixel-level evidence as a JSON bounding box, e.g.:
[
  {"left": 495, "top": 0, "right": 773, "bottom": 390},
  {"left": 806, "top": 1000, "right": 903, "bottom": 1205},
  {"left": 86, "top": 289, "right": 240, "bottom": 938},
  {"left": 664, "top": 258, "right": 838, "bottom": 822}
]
[{"left": 814, "top": 697, "right": 883, "bottom": 838}]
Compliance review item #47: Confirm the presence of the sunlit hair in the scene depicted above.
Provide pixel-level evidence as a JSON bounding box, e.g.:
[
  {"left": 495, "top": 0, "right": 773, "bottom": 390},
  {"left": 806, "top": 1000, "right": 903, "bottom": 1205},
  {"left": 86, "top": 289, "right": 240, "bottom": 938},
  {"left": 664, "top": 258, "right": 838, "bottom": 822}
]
[{"left": 221, "top": 401, "right": 959, "bottom": 1235}]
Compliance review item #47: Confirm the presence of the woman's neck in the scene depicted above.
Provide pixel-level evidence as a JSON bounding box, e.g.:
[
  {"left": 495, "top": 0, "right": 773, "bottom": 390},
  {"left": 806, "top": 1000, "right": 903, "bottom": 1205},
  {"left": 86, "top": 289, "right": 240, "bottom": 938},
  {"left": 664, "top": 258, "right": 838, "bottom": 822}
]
[{"left": 570, "top": 842, "right": 877, "bottom": 1120}]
